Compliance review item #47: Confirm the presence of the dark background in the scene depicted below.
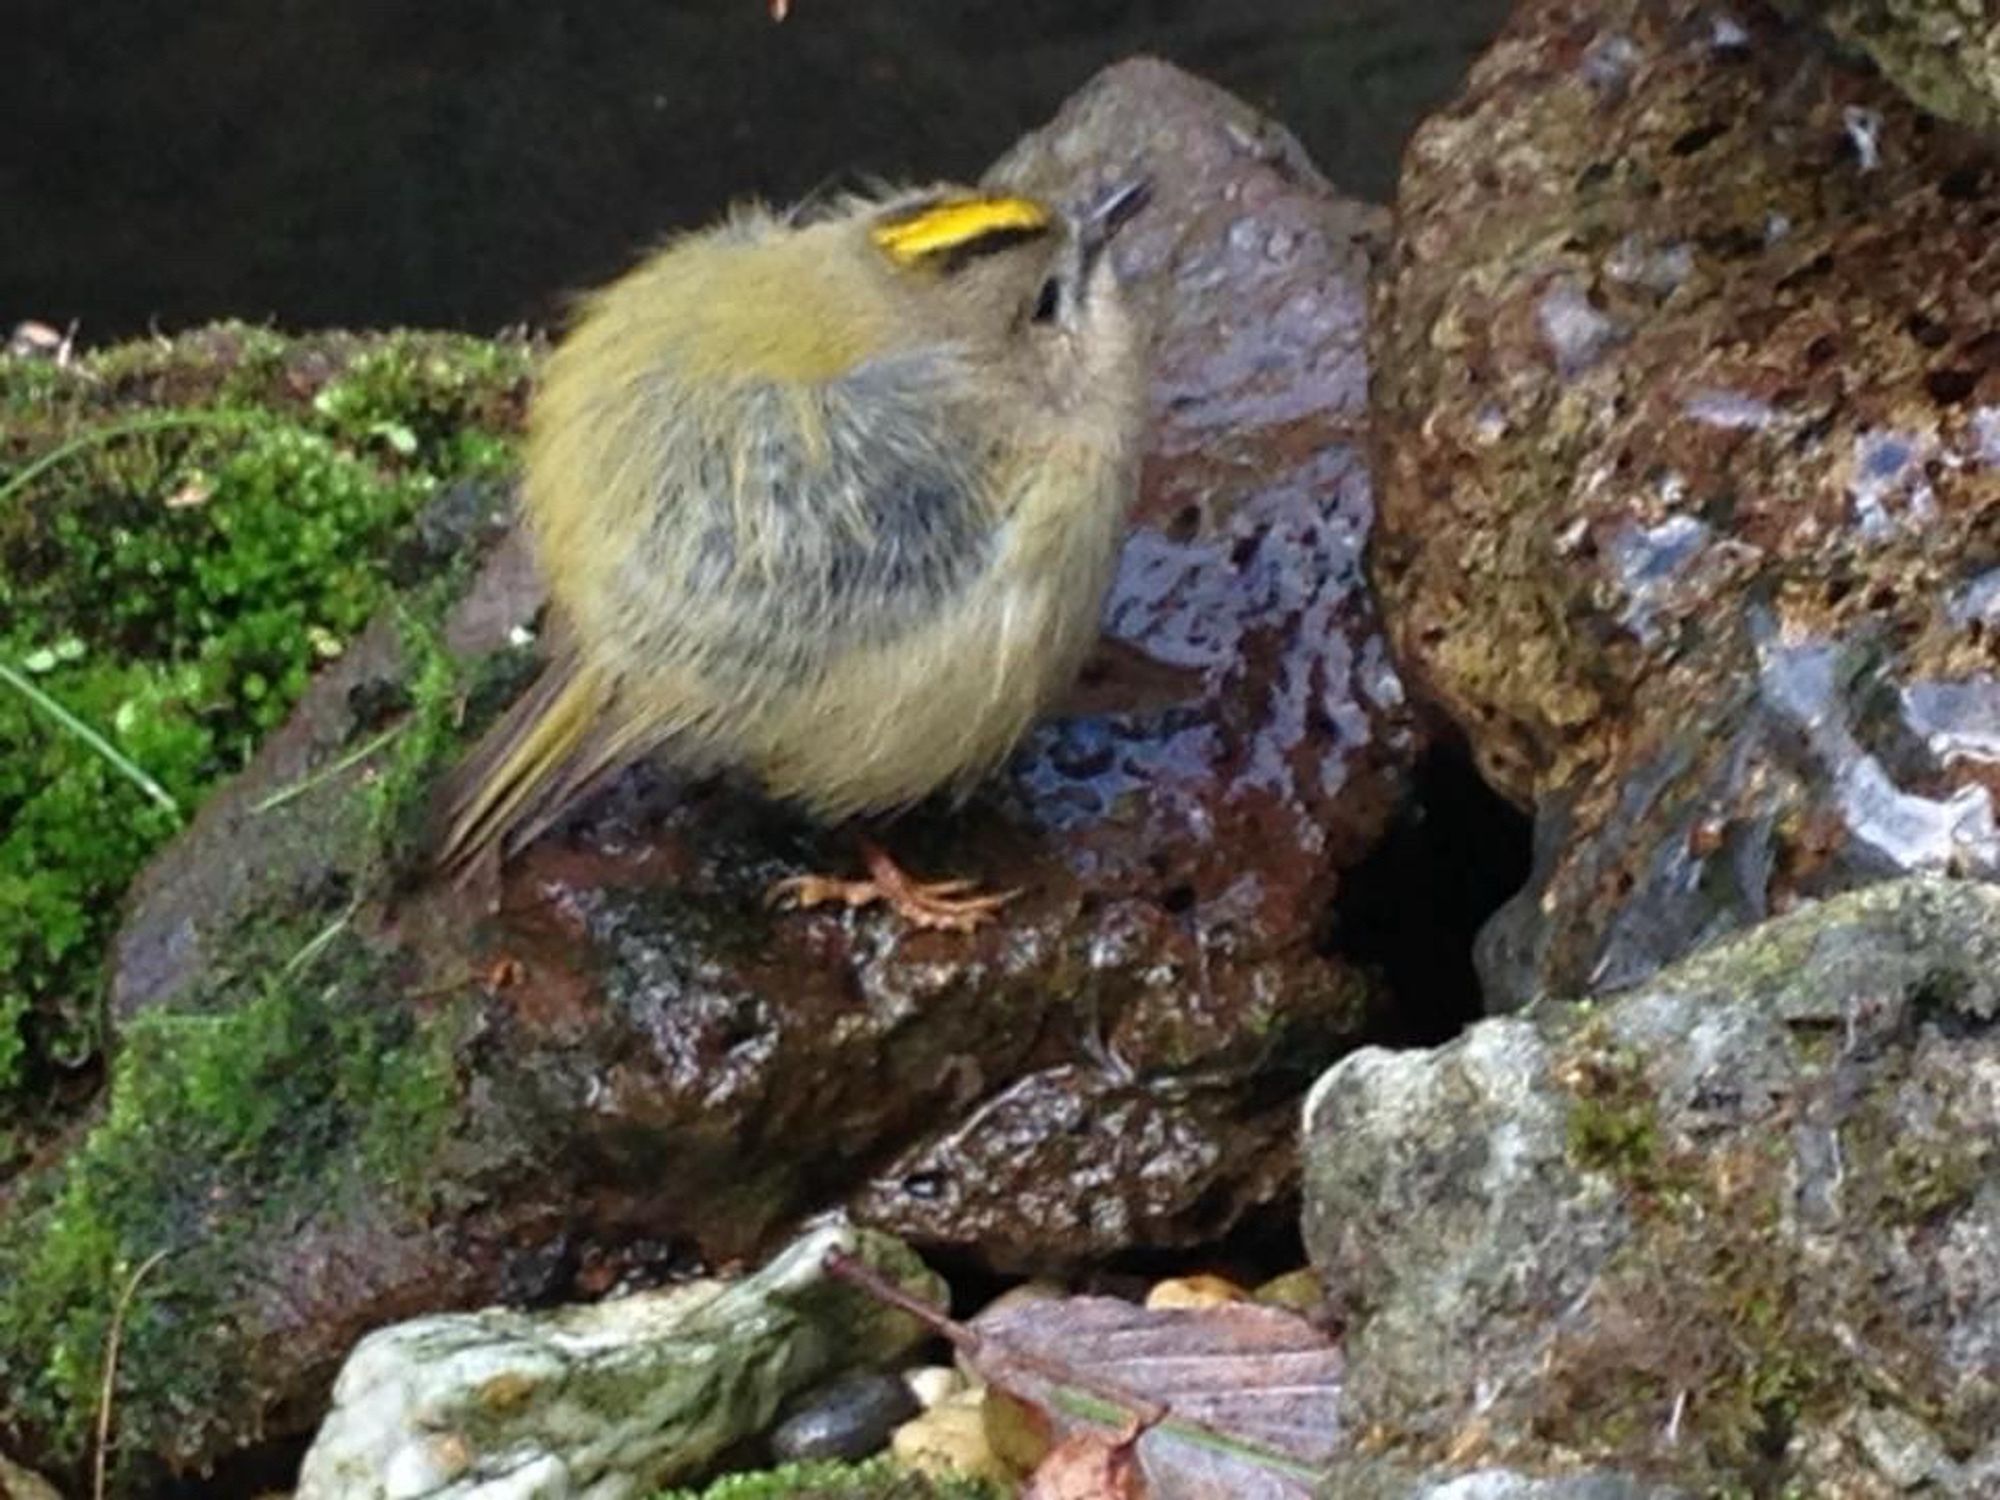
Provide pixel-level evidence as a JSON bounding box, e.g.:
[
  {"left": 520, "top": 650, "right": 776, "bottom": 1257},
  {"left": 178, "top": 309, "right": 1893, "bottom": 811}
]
[{"left": 3, "top": 0, "right": 1510, "bottom": 340}]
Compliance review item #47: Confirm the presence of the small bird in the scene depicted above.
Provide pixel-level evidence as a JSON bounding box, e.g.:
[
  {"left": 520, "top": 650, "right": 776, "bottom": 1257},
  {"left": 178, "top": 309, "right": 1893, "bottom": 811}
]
[{"left": 432, "top": 178, "right": 1153, "bottom": 929}]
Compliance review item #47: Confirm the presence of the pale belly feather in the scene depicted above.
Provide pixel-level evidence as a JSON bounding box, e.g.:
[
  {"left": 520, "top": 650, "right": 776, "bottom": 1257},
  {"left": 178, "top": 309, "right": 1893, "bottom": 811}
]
[{"left": 747, "top": 523, "right": 1118, "bottom": 820}]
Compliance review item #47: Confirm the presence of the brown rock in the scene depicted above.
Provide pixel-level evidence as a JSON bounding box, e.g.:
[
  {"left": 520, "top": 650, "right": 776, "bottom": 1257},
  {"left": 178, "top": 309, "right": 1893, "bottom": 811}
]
[
  {"left": 1369, "top": 0, "right": 2000, "bottom": 1004},
  {"left": 439, "top": 57, "right": 1409, "bottom": 1269}
]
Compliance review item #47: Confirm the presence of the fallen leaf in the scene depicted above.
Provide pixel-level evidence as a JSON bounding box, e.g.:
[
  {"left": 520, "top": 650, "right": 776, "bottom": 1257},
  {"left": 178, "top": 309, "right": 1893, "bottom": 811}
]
[
  {"left": 969, "top": 1296, "right": 1345, "bottom": 1500},
  {"left": 1023, "top": 1416, "right": 1151, "bottom": 1499},
  {"left": 822, "top": 1252, "right": 1344, "bottom": 1498}
]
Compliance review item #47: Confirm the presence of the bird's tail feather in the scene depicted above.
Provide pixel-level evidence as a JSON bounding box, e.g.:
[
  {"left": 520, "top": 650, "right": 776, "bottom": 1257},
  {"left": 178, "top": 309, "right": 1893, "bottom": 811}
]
[{"left": 431, "top": 652, "right": 641, "bottom": 876}]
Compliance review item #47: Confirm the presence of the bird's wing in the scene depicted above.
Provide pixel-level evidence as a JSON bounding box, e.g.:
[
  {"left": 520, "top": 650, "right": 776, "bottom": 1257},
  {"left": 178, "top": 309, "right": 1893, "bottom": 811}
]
[
  {"left": 432, "top": 348, "right": 1009, "bottom": 873},
  {"left": 624, "top": 345, "right": 1007, "bottom": 695}
]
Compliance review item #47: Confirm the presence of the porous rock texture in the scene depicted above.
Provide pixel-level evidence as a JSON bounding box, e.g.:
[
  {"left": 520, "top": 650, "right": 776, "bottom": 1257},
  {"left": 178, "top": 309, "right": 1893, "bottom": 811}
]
[
  {"left": 1303, "top": 876, "right": 2000, "bottom": 1497},
  {"left": 0, "top": 58, "right": 1417, "bottom": 1487},
  {"left": 1369, "top": 0, "right": 2000, "bottom": 1005}
]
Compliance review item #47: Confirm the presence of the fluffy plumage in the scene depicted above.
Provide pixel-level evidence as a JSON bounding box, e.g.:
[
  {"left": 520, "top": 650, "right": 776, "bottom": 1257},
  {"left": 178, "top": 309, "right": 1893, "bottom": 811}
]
[{"left": 434, "top": 181, "right": 1150, "bottom": 875}]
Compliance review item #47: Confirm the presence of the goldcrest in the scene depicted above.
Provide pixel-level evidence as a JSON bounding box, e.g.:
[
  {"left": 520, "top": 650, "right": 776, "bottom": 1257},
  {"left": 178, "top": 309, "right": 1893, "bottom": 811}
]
[{"left": 433, "top": 178, "right": 1152, "bottom": 926}]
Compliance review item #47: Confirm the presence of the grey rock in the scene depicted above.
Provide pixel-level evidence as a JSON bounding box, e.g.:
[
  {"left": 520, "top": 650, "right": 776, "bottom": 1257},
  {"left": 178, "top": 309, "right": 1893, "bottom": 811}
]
[
  {"left": 1303, "top": 878, "right": 2000, "bottom": 1495},
  {"left": 296, "top": 1223, "right": 942, "bottom": 1500},
  {"left": 1313, "top": 1467, "right": 1687, "bottom": 1500}
]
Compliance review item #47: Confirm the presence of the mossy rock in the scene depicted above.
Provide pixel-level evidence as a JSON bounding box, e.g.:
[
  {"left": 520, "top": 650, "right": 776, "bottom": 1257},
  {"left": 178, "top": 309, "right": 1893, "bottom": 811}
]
[
  {"left": 0, "top": 322, "right": 530, "bottom": 1491},
  {"left": 0, "top": 322, "right": 530, "bottom": 1153},
  {"left": 1303, "top": 877, "right": 2000, "bottom": 1493},
  {"left": 1779, "top": 0, "right": 2000, "bottom": 137}
]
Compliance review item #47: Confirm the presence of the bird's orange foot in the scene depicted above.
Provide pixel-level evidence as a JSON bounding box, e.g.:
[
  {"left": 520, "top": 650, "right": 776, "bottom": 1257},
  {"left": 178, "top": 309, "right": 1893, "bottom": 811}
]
[{"left": 766, "top": 841, "right": 1017, "bottom": 932}]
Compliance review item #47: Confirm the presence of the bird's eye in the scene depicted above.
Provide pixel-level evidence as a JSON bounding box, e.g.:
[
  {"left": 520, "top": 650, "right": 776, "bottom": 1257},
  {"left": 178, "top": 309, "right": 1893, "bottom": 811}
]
[{"left": 1031, "top": 276, "right": 1061, "bottom": 324}]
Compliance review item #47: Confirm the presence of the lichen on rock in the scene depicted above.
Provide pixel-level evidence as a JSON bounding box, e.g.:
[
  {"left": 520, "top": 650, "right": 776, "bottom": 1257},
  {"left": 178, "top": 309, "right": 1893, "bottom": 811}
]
[
  {"left": 1303, "top": 877, "right": 2000, "bottom": 1495},
  {"left": 1779, "top": 0, "right": 2000, "bottom": 138},
  {"left": 296, "top": 1224, "right": 946, "bottom": 1500}
]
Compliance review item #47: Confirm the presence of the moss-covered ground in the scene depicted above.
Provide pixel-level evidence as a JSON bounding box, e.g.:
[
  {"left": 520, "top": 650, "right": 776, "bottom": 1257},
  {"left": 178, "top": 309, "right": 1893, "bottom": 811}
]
[
  {"left": 0, "top": 323, "right": 528, "bottom": 1156},
  {"left": 0, "top": 911, "right": 465, "bottom": 1471},
  {"left": 656, "top": 1457, "right": 1002, "bottom": 1500},
  {"left": 0, "top": 324, "right": 529, "bottom": 1485}
]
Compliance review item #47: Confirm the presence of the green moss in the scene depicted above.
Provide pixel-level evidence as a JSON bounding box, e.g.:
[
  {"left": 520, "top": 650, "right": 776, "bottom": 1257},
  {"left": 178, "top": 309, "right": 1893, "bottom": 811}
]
[
  {"left": 1560, "top": 1037, "right": 1677, "bottom": 1197},
  {"left": 0, "top": 328, "right": 520, "bottom": 1478},
  {"left": 0, "top": 324, "right": 527, "bottom": 1133},
  {"left": 309, "top": 331, "right": 526, "bottom": 478},
  {"left": 655, "top": 1457, "right": 1002, "bottom": 1500},
  {"left": 1876, "top": 1135, "right": 1986, "bottom": 1225},
  {"left": 370, "top": 588, "right": 493, "bottom": 858},
  {"left": 1538, "top": 1024, "right": 1969, "bottom": 1484},
  {"left": 1545, "top": 1048, "right": 1829, "bottom": 1472},
  {"left": 0, "top": 910, "right": 463, "bottom": 1478}
]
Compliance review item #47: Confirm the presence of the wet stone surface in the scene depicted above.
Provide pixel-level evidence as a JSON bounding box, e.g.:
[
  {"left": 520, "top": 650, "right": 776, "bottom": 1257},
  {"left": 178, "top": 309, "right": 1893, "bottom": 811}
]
[
  {"left": 1368, "top": 0, "right": 2000, "bottom": 1005},
  {"left": 47, "top": 59, "right": 1416, "bottom": 1481},
  {"left": 768, "top": 1370, "right": 921, "bottom": 1466}
]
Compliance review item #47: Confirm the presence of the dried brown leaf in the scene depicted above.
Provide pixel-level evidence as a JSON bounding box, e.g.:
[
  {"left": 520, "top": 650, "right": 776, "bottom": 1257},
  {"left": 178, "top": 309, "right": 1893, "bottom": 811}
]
[
  {"left": 1022, "top": 1417, "right": 1150, "bottom": 1500},
  {"left": 968, "top": 1296, "right": 1345, "bottom": 1500}
]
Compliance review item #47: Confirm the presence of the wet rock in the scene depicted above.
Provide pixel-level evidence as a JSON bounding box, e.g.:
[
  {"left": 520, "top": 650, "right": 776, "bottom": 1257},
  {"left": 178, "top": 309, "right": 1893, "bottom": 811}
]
[
  {"left": 0, "top": 58, "right": 1414, "bottom": 1489},
  {"left": 127, "top": 58, "right": 1405, "bottom": 1265},
  {"left": 1780, "top": 0, "right": 2000, "bottom": 137},
  {"left": 296, "top": 1224, "right": 940, "bottom": 1500},
  {"left": 847, "top": 1062, "right": 1311, "bottom": 1269},
  {"left": 1369, "top": 0, "right": 2000, "bottom": 1005},
  {"left": 1302, "top": 877, "right": 2000, "bottom": 1495},
  {"left": 770, "top": 1371, "right": 921, "bottom": 1466}
]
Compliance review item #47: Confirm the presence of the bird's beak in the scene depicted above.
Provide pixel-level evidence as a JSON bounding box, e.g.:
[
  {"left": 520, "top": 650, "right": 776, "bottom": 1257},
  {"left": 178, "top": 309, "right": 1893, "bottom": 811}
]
[{"left": 1079, "top": 177, "right": 1151, "bottom": 271}]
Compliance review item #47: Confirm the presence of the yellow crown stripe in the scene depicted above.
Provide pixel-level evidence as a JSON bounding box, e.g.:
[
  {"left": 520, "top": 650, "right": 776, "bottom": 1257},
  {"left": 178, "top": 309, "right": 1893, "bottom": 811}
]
[{"left": 870, "top": 195, "right": 1052, "bottom": 265}]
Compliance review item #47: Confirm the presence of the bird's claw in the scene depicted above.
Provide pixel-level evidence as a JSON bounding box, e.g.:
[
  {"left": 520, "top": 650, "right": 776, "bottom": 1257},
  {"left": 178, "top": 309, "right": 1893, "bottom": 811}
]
[{"left": 766, "top": 862, "right": 1018, "bottom": 932}]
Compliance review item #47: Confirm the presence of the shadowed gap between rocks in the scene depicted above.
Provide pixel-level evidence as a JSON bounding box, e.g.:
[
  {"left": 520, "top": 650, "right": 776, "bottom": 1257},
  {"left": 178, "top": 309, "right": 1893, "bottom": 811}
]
[
  {"left": 158, "top": 1444, "right": 305, "bottom": 1500},
  {"left": 1326, "top": 739, "right": 1533, "bottom": 1045},
  {"left": 918, "top": 1194, "right": 1313, "bottom": 1324}
]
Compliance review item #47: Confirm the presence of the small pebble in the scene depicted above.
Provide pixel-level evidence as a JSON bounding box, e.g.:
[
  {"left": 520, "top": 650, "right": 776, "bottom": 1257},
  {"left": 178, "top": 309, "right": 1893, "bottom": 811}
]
[
  {"left": 975, "top": 1278, "right": 1067, "bottom": 1316},
  {"left": 1252, "top": 1267, "right": 1326, "bottom": 1314},
  {"left": 891, "top": 1389, "right": 1015, "bottom": 1485},
  {"left": 903, "top": 1364, "right": 967, "bottom": 1411},
  {"left": 1145, "top": 1273, "right": 1249, "bottom": 1310},
  {"left": 769, "top": 1369, "right": 919, "bottom": 1464}
]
